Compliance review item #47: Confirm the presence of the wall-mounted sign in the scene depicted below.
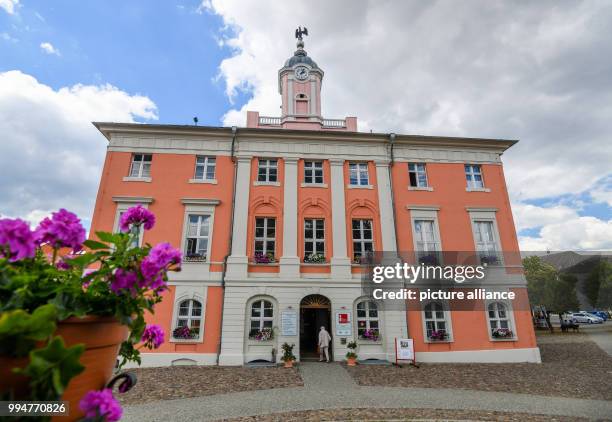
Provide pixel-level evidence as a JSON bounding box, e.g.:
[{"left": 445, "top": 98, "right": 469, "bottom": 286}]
[
  {"left": 335, "top": 311, "right": 352, "bottom": 336},
  {"left": 395, "top": 338, "right": 415, "bottom": 363},
  {"left": 281, "top": 310, "right": 297, "bottom": 336}
]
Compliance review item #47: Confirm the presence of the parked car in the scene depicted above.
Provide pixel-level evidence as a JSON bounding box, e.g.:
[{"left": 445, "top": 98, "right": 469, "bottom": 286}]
[
  {"left": 571, "top": 312, "right": 603, "bottom": 324},
  {"left": 587, "top": 310, "right": 609, "bottom": 321}
]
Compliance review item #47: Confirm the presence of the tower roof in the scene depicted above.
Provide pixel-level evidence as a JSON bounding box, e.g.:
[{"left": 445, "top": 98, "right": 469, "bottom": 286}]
[{"left": 283, "top": 28, "right": 320, "bottom": 70}]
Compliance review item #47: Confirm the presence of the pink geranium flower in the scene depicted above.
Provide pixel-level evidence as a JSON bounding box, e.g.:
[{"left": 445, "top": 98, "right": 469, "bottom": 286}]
[
  {"left": 119, "top": 205, "right": 155, "bottom": 232},
  {"left": 0, "top": 218, "right": 36, "bottom": 262}
]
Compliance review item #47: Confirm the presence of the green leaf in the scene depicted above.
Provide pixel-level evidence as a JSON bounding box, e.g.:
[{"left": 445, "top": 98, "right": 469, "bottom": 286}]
[
  {"left": 0, "top": 304, "right": 57, "bottom": 357},
  {"left": 95, "top": 231, "right": 121, "bottom": 244},
  {"left": 82, "top": 240, "right": 109, "bottom": 250}
]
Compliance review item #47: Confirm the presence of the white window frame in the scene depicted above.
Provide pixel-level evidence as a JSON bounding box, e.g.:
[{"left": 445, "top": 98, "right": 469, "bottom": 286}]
[
  {"left": 304, "top": 218, "right": 325, "bottom": 260},
  {"left": 413, "top": 219, "right": 441, "bottom": 262},
  {"left": 303, "top": 161, "right": 324, "bottom": 185},
  {"left": 356, "top": 300, "right": 381, "bottom": 342},
  {"left": 465, "top": 164, "right": 490, "bottom": 191},
  {"left": 128, "top": 153, "right": 152, "bottom": 179},
  {"left": 485, "top": 299, "right": 517, "bottom": 341},
  {"left": 422, "top": 301, "right": 453, "bottom": 342},
  {"left": 254, "top": 217, "right": 276, "bottom": 258},
  {"left": 170, "top": 288, "right": 206, "bottom": 343},
  {"left": 467, "top": 209, "right": 503, "bottom": 265},
  {"left": 180, "top": 199, "right": 218, "bottom": 271},
  {"left": 351, "top": 219, "right": 374, "bottom": 261},
  {"left": 348, "top": 162, "right": 370, "bottom": 186},
  {"left": 190, "top": 156, "right": 217, "bottom": 184},
  {"left": 408, "top": 207, "right": 443, "bottom": 265},
  {"left": 248, "top": 299, "right": 274, "bottom": 339},
  {"left": 408, "top": 163, "right": 431, "bottom": 190},
  {"left": 112, "top": 198, "right": 153, "bottom": 248},
  {"left": 257, "top": 158, "right": 278, "bottom": 183},
  {"left": 184, "top": 214, "right": 210, "bottom": 262}
]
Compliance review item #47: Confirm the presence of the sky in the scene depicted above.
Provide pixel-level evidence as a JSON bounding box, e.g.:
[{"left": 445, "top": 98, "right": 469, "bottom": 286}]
[{"left": 1, "top": 0, "right": 611, "bottom": 251}]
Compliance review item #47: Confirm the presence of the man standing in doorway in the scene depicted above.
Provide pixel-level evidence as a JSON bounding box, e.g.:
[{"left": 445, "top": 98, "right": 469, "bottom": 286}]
[{"left": 318, "top": 326, "right": 331, "bottom": 362}]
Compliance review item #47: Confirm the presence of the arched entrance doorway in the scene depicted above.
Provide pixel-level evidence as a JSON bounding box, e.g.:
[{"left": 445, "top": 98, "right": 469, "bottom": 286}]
[{"left": 300, "top": 294, "right": 331, "bottom": 361}]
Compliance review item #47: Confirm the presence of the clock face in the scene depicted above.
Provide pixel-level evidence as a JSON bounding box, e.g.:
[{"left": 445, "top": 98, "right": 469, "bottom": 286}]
[{"left": 295, "top": 66, "right": 309, "bottom": 80}]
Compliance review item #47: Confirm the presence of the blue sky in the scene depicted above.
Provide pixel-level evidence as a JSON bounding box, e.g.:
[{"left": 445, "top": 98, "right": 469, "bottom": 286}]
[
  {"left": 1, "top": 1, "right": 611, "bottom": 250},
  {"left": 0, "top": 0, "right": 242, "bottom": 126}
]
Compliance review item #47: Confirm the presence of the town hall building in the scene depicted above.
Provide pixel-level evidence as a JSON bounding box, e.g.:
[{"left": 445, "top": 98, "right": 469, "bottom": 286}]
[{"left": 89, "top": 31, "right": 541, "bottom": 367}]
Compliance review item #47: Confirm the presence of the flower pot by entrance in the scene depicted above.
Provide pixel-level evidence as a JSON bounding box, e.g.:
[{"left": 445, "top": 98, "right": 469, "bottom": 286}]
[
  {"left": 283, "top": 360, "right": 294, "bottom": 368},
  {"left": 53, "top": 316, "right": 128, "bottom": 422},
  {"left": 346, "top": 356, "right": 357, "bottom": 366}
]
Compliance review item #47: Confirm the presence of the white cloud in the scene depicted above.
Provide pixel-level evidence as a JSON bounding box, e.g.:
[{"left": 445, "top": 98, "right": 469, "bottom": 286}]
[
  {"left": 0, "top": 0, "right": 18, "bottom": 14},
  {"left": 40, "top": 42, "right": 60, "bottom": 56},
  {"left": 0, "top": 70, "right": 157, "bottom": 228},
  {"left": 512, "top": 203, "right": 578, "bottom": 232},
  {"left": 519, "top": 216, "right": 612, "bottom": 251},
  {"left": 204, "top": 0, "right": 612, "bottom": 250},
  {"left": 1, "top": 32, "right": 18, "bottom": 42}
]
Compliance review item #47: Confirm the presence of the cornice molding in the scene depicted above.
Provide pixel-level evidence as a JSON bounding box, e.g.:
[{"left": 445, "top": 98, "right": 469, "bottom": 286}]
[
  {"left": 112, "top": 196, "right": 154, "bottom": 204},
  {"left": 181, "top": 198, "right": 221, "bottom": 206}
]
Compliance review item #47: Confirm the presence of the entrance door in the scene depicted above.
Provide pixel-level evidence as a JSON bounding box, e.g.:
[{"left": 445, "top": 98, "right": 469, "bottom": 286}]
[{"left": 299, "top": 294, "right": 331, "bottom": 361}]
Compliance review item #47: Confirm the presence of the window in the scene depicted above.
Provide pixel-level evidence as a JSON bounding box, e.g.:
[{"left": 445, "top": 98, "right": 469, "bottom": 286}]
[
  {"left": 175, "top": 299, "right": 202, "bottom": 339},
  {"left": 249, "top": 299, "right": 273, "bottom": 338},
  {"left": 424, "top": 302, "right": 448, "bottom": 340},
  {"left": 352, "top": 219, "right": 373, "bottom": 261},
  {"left": 129, "top": 154, "right": 152, "bottom": 178},
  {"left": 473, "top": 220, "right": 499, "bottom": 263},
  {"left": 349, "top": 162, "right": 369, "bottom": 186},
  {"left": 304, "top": 219, "right": 325, "bottom": 260},
  {"left": 465, "top": 164, "right": 484, "bottom": 189},
  {"left": 408, "top": 163, "right": 428, "bottom": 187},
  {"left": 413, "top": 220, "right": 441, "bottom": 264},
  {"left": 254, "top": 217, "right": 276, "bottom": 257},
  {"left": 356, "top": 300, "right": 379, "bottom": 339},
  {"left": 304, "top": 161, "right": 323, "bottom": 184},
  {"left": 257, "top": 159, "right": 278, "bottom": 182},
  {"left": 184, "top": 215, "right": 210, "bottom": 261},
  {"left": 488, "top": 302, "right": 510, "bottom": 331},
  {"left": 194, "top": 156, "right": 216, "bottom": 180}
]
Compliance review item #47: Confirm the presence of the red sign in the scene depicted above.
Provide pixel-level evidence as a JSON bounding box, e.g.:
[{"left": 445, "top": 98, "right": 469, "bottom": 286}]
[{"left": 338, "top": 313, "right": 349, "bottom": 324}]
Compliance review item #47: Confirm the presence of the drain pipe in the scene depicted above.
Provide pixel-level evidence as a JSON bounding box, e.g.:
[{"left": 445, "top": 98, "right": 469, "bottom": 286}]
[
  {"left": 217, "top": 125, "right": 238, "bottom": 365},
  {"left": 387, "top": 133, "right": 400, "bottom": 253}
]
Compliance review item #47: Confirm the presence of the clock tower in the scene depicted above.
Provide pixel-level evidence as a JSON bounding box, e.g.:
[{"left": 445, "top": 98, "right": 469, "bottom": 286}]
[{"left": 278, "top": 27, "right": 324, "bottom": 120}]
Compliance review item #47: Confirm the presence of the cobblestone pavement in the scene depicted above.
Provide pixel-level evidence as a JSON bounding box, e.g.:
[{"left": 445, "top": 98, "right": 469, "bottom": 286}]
[{"left": 121, "top": 362, "right": 612, "bottom": 421}]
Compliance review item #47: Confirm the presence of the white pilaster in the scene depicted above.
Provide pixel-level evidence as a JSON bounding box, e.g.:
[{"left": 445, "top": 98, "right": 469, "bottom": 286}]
[
  {"left": 375, "top": 161, "right": 397, "bottom": 252},
  {"left": 225, "top": 156, "right": 251, "bottom": 279},
  {"left": 330, "top": 159, "right": 351, "bottom": 279},
  {"left": 280, "top": 157, "right": 300, "bottom": 277}
]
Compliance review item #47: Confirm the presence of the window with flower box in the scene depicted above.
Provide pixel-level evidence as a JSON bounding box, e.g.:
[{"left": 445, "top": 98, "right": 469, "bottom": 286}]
[
  {"left": 249, "top": 300, "right": 274, "bottom": 340},
  {"left": 423, "top": 302, "right": 450, "bottom": 341},
  {"left": 352, "top": 219, "right": 373, "bottom": 263},
  {"left": 184, "top": 214, "right": 210, "bottom": 262},
  {"left": 194, "top": 156, "right": 216, "bottom": 181},
  {"left": 304, "top": 219, "right": 325, "bottom": 263},
  {"left": 357, "top": 300, "right": 380, "bottom": 340},
  {"left": 129, "top": 154, "right": 152, "bottom": 178},
  {"left": 257, "top": 159, "right": 278, "bottom": 183},
  {"left": 173, "top": 299, "right": 202, "bottom": 340},
  {"left": 487, "top": 302, "right": 514, "bottom": 339},
  {"left": 254, "top": 217, "right": 276, "bottom": 263}
]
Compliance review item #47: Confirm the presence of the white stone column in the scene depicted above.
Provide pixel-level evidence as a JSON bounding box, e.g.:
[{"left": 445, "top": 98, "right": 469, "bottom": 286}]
[
  {"left": 330, "top": 159, "right": 351, "bottom": 279},
  {"left": 375, "top": 161, "right": 397, "bottom": 252},
  {"left": 280, "top": 157, "right": 300, "bottom": 277},
  {"left": 225, "top": 156, "right": 251, "bottom": 279}
]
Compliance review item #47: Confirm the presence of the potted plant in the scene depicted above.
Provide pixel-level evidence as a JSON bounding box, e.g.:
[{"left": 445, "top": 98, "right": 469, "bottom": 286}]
[
  {"left": 428, "top": 330, "right": 448, "bottom": 341},
  {"left": 248, "top": 327, "right": 274, "bottom": 341},
  {"left": 359, "top": 328, "right": 380, "bottom": 341},
  {"left": 345, "top": 340, "right": 358, "bottom": 366},
  {"left": 0, "top": 206, "right": 180, "bottom": 421},
  {"left": 492, "top": 328, "right": 513, "bottom": 338},
  {"left": 480, "top": 254, "right": 499, "bottom": 266},
  {"left": 280, "top": 342, "right": 296, "bottom": 368},
  {"left": 304, "top": 253, "right": 326, "bottom": 264},
  {"left": 253, "top": 252, "right": 276, "bottom": 264},
  {"left": 173, "top": 326, "right": 199, "bottom": 340}
]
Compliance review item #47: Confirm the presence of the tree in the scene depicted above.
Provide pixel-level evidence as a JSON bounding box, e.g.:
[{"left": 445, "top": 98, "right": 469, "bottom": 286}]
[
  {"left": 584, "top": 260, "right": 612, "bottom": 308},
  {"left": 523, "top": 256, "right": 579, "bottom": 313}
]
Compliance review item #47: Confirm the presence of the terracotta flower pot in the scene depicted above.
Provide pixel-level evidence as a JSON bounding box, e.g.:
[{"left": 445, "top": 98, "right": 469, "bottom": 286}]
[
  {"left": 53, "top": 316, "right": 128, "bottom": 422},
  {"left": 346, "top": 356, "right": 357, "bottom": 366},
  {"left": 283, "top": 360, "right": 294, "bottom": 368}
]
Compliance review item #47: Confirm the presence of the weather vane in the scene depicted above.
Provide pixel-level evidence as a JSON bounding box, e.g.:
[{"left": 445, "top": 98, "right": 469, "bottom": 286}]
[{"left": 295, "top": 26, "right": 308, "bottom": 41}]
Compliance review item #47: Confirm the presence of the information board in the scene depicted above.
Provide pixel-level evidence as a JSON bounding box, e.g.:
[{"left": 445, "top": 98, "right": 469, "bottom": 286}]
[
  {"left": 335, "top": 311, "right": 352, "bottom": 336},
  {"left": 395, "top": 338, "right": 415, "bottom": 362},
  {"left": 281, "top": 310, "right": 297, "bottom": 336}
]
